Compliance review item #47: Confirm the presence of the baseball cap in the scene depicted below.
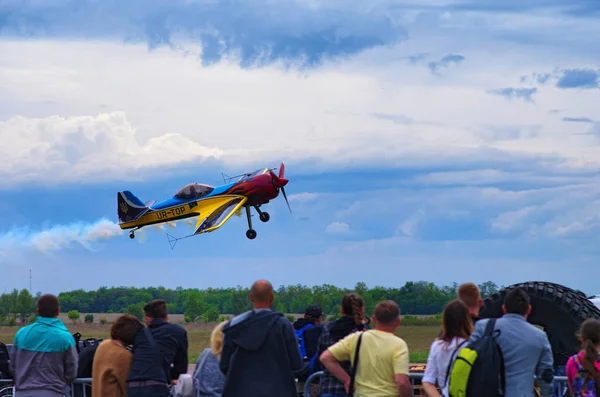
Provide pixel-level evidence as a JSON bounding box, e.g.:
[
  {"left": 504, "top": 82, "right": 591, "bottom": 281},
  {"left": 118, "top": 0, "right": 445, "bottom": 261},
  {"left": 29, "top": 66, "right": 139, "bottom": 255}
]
[{"left": 305, "top": 305, "right": 323, "bottom": 318}]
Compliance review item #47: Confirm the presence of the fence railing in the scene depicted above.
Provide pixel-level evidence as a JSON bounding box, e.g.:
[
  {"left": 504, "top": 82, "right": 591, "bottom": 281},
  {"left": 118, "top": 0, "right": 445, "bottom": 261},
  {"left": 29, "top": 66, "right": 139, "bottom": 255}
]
[
  {"left": 303, "top": 371, "right": 571, "bottom": 397},
  {"left": 0, "top": 372, "right": 572, "bottom": 397},
  {"left": 0, "top": 378, "right": 92, "bottom": 397}
]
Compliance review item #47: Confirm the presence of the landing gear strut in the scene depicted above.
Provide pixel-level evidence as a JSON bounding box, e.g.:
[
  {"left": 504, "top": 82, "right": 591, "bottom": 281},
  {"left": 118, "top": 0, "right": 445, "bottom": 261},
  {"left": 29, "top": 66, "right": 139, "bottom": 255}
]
[
  {"left": 245, "top": 206, "right": 257, "bottom": 239},
  {"left": 254, "top": 205, "right": 270, "bottom": 222}
]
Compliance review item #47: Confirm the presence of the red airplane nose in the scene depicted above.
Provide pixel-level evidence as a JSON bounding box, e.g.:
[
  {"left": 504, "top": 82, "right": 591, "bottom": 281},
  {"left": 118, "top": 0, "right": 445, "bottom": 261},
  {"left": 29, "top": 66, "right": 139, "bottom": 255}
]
[{"left": 278, "top": 178, "right": 289, "bottom": 188}]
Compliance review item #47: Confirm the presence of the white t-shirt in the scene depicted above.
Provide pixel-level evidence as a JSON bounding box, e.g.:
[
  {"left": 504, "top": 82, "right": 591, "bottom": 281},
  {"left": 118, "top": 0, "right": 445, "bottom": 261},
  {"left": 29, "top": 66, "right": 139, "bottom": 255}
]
[{"left": 422, "top": 337, "right": 468, "bottom": 397}]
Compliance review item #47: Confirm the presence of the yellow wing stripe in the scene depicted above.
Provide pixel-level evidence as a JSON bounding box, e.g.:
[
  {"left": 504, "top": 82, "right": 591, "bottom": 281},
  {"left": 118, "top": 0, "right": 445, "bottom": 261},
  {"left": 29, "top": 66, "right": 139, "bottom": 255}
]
[{"left": 195, "top": 196, "right": 248, "bottom": 234}]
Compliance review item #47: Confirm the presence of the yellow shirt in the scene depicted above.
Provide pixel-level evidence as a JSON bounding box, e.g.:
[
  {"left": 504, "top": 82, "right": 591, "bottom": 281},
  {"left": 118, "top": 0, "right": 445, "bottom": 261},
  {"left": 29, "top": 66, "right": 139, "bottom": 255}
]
[{"left": 328, "top": 330, "right": 409, "bottom": 397}]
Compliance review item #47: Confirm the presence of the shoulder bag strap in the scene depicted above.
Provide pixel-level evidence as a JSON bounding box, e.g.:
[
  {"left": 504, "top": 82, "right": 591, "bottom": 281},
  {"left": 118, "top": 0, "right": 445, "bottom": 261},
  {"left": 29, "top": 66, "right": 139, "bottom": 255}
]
[
  {"left": 348, "top": 331, "right": 365, "bottom": 397},
  {"left": 443, "top": 339, "right": 468, "bottom": 388}
]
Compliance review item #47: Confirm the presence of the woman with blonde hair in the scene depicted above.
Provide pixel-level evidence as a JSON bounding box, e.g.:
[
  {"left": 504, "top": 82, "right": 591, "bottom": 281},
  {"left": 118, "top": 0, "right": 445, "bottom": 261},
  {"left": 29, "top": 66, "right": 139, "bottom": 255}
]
[{"left": 193, "top": 321, "right": 228, "bottom": 397}]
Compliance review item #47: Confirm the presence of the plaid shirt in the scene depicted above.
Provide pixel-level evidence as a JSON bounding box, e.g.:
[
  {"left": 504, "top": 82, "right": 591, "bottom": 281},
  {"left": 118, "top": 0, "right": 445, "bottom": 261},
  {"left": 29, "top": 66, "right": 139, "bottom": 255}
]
[{"left": 315, "top": 320, "right": 368, "bottom": 395}]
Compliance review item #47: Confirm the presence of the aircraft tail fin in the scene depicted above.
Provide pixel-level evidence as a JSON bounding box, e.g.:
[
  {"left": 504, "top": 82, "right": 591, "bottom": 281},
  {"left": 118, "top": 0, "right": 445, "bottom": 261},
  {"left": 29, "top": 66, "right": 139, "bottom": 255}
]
[{"left": 117, "top": 191, "right": 149, "bottom": 223}]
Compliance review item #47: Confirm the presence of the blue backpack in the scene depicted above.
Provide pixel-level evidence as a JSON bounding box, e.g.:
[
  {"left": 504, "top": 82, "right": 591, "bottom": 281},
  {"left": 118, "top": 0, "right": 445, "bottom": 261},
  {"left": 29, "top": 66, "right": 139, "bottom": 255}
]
[{"left": 296, "top": 323, "right": 318, "bottom": 373}]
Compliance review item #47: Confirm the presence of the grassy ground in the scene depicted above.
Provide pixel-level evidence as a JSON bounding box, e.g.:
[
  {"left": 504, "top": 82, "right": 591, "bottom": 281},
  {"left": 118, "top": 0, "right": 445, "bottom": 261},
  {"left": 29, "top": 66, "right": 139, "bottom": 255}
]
[{"left": 0, "top": 319, "right": 440, "bottom": 364}]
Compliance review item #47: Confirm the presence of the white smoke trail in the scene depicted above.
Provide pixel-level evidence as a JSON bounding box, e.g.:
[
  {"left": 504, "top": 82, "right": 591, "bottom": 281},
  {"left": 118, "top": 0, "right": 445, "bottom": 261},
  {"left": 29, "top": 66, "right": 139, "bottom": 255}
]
[
  {"left": 0, "top": 218, "right": 124, "bottom": 254},
  {"left": 0, "top": 215, "right": 204, "bottom": 257}
]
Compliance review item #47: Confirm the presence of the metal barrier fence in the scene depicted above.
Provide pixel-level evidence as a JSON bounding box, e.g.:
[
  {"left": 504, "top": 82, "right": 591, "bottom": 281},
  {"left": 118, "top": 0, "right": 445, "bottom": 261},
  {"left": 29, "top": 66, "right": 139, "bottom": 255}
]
[
  {"left": 0, "top": 372, "right": 571, "bottom": 397},
  {"left": 303, "top": 371, "right": 571, "bottom": 397},
  {"left": 0, "top": 378, "right": 92, "bottom": 397}
]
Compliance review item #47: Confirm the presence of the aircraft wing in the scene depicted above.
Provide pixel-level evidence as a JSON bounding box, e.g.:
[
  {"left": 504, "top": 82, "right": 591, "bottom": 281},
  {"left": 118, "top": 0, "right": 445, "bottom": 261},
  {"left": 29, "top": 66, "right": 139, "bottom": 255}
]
[{"left": 192, "top": 195, "right": 248, "bottom": 235}]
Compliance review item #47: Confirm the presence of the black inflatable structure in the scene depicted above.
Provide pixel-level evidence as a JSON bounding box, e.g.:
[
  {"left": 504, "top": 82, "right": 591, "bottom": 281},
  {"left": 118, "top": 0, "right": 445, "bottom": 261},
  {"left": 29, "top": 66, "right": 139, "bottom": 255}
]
[{"left": 479, "top": 281, "right": 600, "bottom": 368}]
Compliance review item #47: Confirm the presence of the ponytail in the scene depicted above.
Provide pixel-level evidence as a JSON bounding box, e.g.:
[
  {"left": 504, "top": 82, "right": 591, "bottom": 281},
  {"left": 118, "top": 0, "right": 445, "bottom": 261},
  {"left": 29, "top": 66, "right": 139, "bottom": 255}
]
[
  {"left": 341, "top": 293, "right": 364, "bottom": 326},
  {"left": 583, "top": 338, "right": 600, "bottom": 394},
  {"left": 350, "top": 295, "right": 363, "bottom": 325},
  {"left": 578, "top": 319, "right": 600, "bottom": 395}
]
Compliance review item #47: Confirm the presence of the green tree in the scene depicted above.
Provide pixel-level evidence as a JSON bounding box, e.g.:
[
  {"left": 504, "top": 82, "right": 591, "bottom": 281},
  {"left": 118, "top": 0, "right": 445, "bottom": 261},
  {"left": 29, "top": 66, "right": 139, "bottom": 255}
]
[
  {"left": 17, "top": 289, "right": 35, "bottom": 324},
  {"left": 184, "top": 293, "right": 204, "bottom": 322},
  {"left": 85, "top": 314, "right": 94, "bottom": 323},
  {"left": 67, "top": 310, "right": 80, "bottom": 324},
  {"left": 204, "top": 306, "right": 220, "bottom": 322},
  {"left": 478, "top": 281, "right": 499, "bottom": 298},
  {"left": 125, "top": 304, "right": 144, "bottom": 321}
]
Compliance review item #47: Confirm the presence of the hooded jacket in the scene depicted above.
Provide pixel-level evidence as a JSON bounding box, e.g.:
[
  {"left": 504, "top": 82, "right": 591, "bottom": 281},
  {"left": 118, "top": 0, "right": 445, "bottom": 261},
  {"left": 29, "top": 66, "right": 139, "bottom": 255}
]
[
  {"left": 219, "top": 309, "right": 305, "bottom": 397},
  {"left": 9, "top": 316, "right": 78, "bottom": 396}
]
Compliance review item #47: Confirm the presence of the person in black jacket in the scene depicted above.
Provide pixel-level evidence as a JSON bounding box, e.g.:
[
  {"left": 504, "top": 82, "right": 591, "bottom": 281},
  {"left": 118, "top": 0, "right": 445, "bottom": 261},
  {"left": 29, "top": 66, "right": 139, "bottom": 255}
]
[
  {"left": 126, "top": 300, "right": 189, "bottom": 397},
  {"left": 293, "top": 305, "right": 325, "bottom": 396},
  {"left": 220, "top": 280, "right": 306, "bottom": 397}
]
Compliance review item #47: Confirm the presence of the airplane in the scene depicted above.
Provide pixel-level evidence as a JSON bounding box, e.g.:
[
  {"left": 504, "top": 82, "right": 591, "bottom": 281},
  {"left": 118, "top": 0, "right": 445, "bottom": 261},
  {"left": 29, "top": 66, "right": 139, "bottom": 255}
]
[{"left": 117, "top": 163, "right": 290, "bottom": 246}]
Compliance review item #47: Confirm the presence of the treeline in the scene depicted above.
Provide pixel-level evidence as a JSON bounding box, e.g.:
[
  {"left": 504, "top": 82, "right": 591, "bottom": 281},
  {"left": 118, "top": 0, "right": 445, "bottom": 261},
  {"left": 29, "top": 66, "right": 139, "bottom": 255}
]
[
  {"left": 0, "top": 281, "right": 501, "bottom": 325},
  {"left": 0, "top": 289, "right": 39, "bottom": 325},
  {"left": 48, "top": 281, "right": 501, "bottom": 321}
]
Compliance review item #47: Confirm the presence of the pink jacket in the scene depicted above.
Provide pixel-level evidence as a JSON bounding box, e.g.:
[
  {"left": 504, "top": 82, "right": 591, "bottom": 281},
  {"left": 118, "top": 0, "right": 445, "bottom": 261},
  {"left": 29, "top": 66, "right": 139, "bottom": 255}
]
[{"left": 566, "top": 351, "right": 600, "bottom": 393}]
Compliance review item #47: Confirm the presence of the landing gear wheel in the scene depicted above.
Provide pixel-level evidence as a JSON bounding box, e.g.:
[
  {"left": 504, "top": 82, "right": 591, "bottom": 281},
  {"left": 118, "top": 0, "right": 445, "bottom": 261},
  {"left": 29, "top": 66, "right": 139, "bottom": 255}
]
[
  {"left": 129, "top": 231, "right": 135, "bottom": 239},
  {"left": 259, "top": 212, "right": 270, "bottom": 222},
  {"left": 246, "top": 229, "right": 257, "bottom": 239},
  {"left": 480, "top": 281, "right": 600, "bottom": 368}
]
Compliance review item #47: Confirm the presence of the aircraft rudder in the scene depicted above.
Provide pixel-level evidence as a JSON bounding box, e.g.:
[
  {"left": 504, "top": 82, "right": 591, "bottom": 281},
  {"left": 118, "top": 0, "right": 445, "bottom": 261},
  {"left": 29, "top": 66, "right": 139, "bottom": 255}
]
[{"left": 117, "top": 190, "right": 149, "bottom": 224}]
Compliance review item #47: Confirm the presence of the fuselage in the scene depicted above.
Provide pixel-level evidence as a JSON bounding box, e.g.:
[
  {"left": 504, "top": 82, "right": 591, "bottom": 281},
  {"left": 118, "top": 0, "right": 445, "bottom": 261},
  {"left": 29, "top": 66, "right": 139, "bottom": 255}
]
[{"left": 119, "top": 168, "right": 280, "bottom": 230}]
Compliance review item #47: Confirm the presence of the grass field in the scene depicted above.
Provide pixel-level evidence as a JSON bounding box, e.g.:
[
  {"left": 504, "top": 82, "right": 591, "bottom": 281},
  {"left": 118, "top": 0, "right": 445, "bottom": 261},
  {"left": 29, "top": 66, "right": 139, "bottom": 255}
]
[{"left": 0, "top": 317, "right": 440, "bottom": 364}]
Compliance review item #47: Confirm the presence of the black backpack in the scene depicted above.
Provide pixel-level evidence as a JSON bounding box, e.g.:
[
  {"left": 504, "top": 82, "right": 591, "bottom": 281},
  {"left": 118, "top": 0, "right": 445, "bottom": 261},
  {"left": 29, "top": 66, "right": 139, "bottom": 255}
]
[
  {"left": 448, "top": 318, "right": 506, "bottom": 397},
  {"left": 0, "top": 342, "right": 12, "bottom": 379},
  {"left": 73, "top": 338, "right": 104, "bottom": 397}
]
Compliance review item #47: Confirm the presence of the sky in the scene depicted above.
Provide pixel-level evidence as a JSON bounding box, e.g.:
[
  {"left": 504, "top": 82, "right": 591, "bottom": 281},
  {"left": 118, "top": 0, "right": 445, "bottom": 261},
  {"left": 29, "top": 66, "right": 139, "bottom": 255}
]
[{"left": 1, "top": 0, "right": 600, "bottom": 296}]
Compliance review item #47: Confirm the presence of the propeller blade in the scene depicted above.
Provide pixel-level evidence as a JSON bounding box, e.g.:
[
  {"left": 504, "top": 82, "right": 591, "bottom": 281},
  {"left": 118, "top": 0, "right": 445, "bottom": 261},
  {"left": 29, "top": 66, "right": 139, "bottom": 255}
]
[
  {"left": 281, "top": 186, "right": 292, "bottom": 213},
  {"left": 279, "top": 162, "right": 285, "bottom": 180}
]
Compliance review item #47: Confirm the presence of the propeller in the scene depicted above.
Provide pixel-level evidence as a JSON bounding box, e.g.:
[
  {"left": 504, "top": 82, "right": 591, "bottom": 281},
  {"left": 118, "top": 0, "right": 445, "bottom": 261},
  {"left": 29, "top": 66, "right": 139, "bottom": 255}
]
[{"left": 269, "top": 162, "right": 291, "bottom": 213}]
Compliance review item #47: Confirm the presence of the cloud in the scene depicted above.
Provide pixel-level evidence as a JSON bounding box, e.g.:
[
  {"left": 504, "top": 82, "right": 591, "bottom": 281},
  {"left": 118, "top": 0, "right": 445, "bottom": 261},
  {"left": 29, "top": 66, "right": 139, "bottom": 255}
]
[
  {"left": 520, "top": 73, "right": 551, "bottom": 85},
  {"left": 0, "top": 0, "right": 408, "bottom": 68},
  {"left": 0, "top": 112, "right": 223, "bottom": 185},
  {"left": 326, "top": 222, "right": 350, "bottom": 234},
  {"left": 371, "top": 113, "right": 415, "bottom": 125},
  {"left": 288, "top": 193, "right": 320, "bottom": 203},
  {"left": 428, "top": 54, "right": 465, "bottom": 74},
  {"left": 407, "top": 53, "right": 429, "bottom": 64},
  {"left": 556, "top": 68, "right": 599, "bottom": 89},
  {"left": 562, "top": 117, "right": 594, "bottom": 123},
  {"left": 487, "top": 87, "right": 538, "bottom": 103}
]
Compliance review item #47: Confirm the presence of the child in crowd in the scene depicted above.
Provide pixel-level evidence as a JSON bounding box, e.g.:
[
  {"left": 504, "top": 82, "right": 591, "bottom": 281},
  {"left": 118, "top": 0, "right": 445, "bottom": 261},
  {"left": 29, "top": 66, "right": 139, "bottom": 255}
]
[{"left": 566, "top": 319, "right": 600, "bottom": 396}]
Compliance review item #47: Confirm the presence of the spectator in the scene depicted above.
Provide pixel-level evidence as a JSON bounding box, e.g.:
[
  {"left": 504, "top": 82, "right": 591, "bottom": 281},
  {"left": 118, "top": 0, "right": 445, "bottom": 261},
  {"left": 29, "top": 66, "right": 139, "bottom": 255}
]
[
  {"left": 422, "top": 299, "right": 473, "bottom": 397},
  {"left": 319, "top": 300, "right": 412, "bottom": 397},
  {"left": 293, "top": 304, "right": 325, "bottom": 396},
  {"left": 219, "top": 279, "right": 305, "bottom": 397},
  {"left": 457, "top": 283, "right": 483, "bottom": 324},
  {"left": 92, "top": 314, "right": 144, "bottom": 397},
  {"left": 469, "top": 287, "right": 554, "bottom": 397},
  {"left": 193, "top": 320, "right": 227, "bottom": 397},
  {"left": 566, "top": 319, "right": 600, "bottom": 396},
  {"left": 316, "top": 293, "right": 370, "bottom": 397},
  {"left": 127, "top": 300, "right": 189, "bottom": 397},
  {"left": 9, "top": 294, "right": 78, "bottom": 397}
]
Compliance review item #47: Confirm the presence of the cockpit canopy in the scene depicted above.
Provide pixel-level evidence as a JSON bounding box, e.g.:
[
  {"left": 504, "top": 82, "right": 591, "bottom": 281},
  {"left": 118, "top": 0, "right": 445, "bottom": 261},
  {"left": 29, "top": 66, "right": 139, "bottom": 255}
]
[{"left": 174, "top": 183, "right": 215, "bottom": 200}]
